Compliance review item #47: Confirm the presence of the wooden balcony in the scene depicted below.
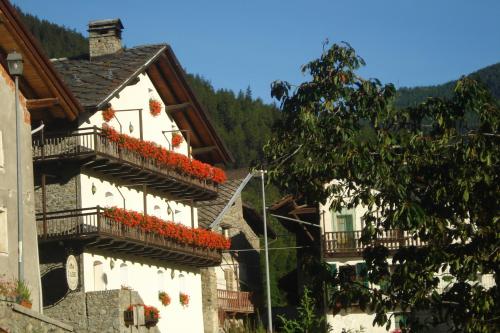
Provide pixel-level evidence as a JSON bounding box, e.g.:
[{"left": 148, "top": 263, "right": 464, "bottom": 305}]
[
  {"left": 37, "top": 207, "right": 222, "bottom": 267},
  {"left": 32, "top": 127, "right": 218, "bottom": 201},
  {"left": 217, "top": 289, "right": 254, "bottom": 314},
  {"left": 323, "top": 230, "right": 424, "bottom": 258}
]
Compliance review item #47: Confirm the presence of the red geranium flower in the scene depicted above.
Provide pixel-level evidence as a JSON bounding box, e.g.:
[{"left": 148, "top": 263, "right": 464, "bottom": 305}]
[
  {"left": 171, "top": 133, "right": 183, "bottom": 148},
  {"left": 149, "top": 98, "right": 162, "bottom": 117},
  {"left": 103, "top": 207, "right": 231, "bottom": 250},
  {"left": 102, "top": 107, "right": 115, "bottom": 122},
  {"left": 101, "top": 126, "right": 227, "bottom": 184}
]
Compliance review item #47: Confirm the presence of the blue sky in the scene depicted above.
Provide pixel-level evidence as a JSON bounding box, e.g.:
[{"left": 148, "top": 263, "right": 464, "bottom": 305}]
[{"left": 12, "top": 0, "right": 500, "bottom": 103}]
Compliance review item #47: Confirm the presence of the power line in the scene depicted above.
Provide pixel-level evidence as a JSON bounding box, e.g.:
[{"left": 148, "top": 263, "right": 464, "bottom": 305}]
[{"left": 224, "top": 245, "right": 312, "bottom": 253}]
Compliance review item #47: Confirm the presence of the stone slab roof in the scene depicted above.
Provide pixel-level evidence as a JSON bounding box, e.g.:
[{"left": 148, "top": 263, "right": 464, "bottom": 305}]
[
  {"left": 52, "top": 44, "right": 166, "bottom": 109},
  {"left": 197, "top": 178, "right": 243, "bottom": 229}
]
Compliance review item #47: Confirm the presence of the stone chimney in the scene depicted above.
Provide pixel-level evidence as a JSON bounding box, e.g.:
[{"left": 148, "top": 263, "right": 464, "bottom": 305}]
[{"left": 88, "top": 19, "right": 124, "bottom": 59}]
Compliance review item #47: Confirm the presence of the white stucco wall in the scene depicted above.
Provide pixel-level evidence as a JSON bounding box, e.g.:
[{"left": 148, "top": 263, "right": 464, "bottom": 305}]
[
  {"left": 82, "top": 252, "right": 204, "bottom": 333},
  {"left": 79, "top": 174, "right": 196, "bottom": 228},
  {"left": 80, "top": 72, "right": 188, "bottom": 156},
  {"left": 327, "top": 309, "right": 396, "bottom": 333}
]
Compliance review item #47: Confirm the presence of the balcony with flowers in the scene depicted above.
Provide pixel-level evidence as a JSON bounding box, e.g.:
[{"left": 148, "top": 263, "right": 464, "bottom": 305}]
[
  {"left": 32, "top": 125, "right": 227, "bottom": 201},
  {"left": 36, "top": 206, "right": 230, "bottom": 267}
]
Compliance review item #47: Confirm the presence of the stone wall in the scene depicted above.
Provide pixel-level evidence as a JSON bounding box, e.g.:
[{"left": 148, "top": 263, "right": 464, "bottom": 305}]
[
  {"left": 201, "top": 268, "right": 218, "bottom": 333},
  {"left": 43, "top": 290, "right": 160, "bottom": 333},
  {"left": 0, "top": 301, "right": 73, "bottom": 333},
  {"left": 35, "top": 175, "right": 80, "bottom": 214}
]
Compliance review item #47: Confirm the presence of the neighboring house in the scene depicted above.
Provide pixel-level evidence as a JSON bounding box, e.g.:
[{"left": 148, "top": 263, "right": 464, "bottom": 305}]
[
  {"left": 271, "top": 194, "right": 413, "bottom": 332},
  {"left": 32, "top": 18, "right": 232, "bottom": 332},
  {"left": 198, "top": 171, "right": 276, "bottom": 333},
  {"left": 0, "top": 0, "right": 81, "bottom": 331},
  {"left": 273, "top": 191, "right": 496, "bottom": 333}
]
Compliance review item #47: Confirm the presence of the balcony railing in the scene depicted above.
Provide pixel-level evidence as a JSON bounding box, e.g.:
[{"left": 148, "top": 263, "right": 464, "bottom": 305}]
[
  {"left": 323, "top": 230, "right": 424, "bottom": 258},
  {"left": 32, "top": 127, "right": 218, "bottom": 201},
  {"left": 36, "top": 207, "right": 221, "bottom": 267},
  {"left": 217, "top": 289, "right": 254, "bottom": 313}
]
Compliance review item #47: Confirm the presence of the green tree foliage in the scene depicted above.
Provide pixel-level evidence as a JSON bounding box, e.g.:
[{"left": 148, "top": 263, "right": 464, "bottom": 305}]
[
  {"left": 278, "top": 288, "right": 331, "bottom": 333},
  {"left": 264, "top": 42, "right": 499, "bottom": 332}
]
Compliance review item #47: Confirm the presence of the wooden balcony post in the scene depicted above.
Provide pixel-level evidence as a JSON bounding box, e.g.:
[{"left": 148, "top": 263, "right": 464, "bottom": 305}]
[
  {"left": 40, "top": 124, "right": 45, "bottom": 159},
  {"left": 93, "top": 125, "right": 98, "bottom": 151},
  {"left": 139, "top": 108, "right": 144, "bottom": 141},
  {"left": 41, "top": 173, "right": 47, "bottom": 238},
  {"left": 97, "top": 206, "right": 101, "bottom": 232}
]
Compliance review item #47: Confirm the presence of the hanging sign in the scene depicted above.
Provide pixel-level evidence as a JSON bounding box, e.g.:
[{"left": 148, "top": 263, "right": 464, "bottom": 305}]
[{"left": 66, "top": 255, "right": 79, "bottom": 291}]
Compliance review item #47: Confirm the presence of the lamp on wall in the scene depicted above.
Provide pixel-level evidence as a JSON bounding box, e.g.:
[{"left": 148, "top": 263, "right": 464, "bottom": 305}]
[
  {"left": 91, "top": 183, "right": 97, "bottom": 195},
  {"left": 7, "top": 51, "right": 24, "bottom": 76}
]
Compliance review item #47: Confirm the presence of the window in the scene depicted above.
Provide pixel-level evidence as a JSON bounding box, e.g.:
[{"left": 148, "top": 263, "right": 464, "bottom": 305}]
[
  {"left": 104, "top": 192, "right": 114, "bottom": 207},
  {"left": 120, "top": 263, "right": 129, "bottom": 287},
  {"left": 0, "top": 131, "right": 4, "bottom": 171},
  {"left": 224, "top": 269, "right": 235, "bottom": 291},
  {"left": 157, "top": 270, "right": 164, "bottom": 291},
  {"left": 93, "top": 261, "right": 105, "bottom": 291},
  {"left": 0, "top": 207, "right": 7, "bottom": 254},
  {"left": 355, "top": 262, "right": 369, "bottom": 287},
  {"left": 338, "top": 265, "right": 356, "bottom": 283},
  {"left": 178, "top": 273, "right": 185, "bottom": 292},
  {"left": 337, "top": 263, "right": 368, "bottom": 287},
  {"left": 394, "top": 312, "right": 409, "bottom": 330},
  {"left": 153, "top": 205, "right": 161, "bottom": 218}
]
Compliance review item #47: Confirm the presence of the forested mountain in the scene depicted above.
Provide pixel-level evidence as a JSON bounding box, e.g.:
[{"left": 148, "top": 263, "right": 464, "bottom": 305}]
[
  {"left": 15, "top": 6, "right": 88, "bottom": 59},
  {"left": 396, "top": 62, "right": 500, "bottom": 108}
]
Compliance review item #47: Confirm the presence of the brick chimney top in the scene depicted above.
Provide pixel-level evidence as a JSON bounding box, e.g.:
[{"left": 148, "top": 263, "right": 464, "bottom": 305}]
[{"left": 88, "top": 19, "right": 124, "bottom": 59}]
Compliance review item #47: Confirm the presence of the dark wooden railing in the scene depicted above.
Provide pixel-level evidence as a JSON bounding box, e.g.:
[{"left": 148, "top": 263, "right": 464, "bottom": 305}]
[
  {"left": 32, "top": 127, "right": 218, "bottom": 200},
  {"left": 36, "top": 206, "right": 221, "bottom": 267},
  {"left": 323, "top": 230, "right": 424, "bottom": 257},
  {"left": 217, "top": 289, "right": 254, "bottom": 313}
]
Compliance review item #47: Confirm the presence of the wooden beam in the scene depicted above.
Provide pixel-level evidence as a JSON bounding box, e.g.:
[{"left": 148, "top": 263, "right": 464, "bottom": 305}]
[
  {"left": 26, "top": 97, "right": 60, "bottom": 110},
  {"left": 165, "top": 102, "right": 191, "bottom": 114},
  {"left": 289, "top": 207, "right": 318, "bottom": 215},
  {"left": 192, "top": 146, "right": 216, "bottom": 155}
]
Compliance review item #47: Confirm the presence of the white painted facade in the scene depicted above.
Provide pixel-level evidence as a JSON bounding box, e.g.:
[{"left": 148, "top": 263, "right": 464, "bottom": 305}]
[
  {"left": 74, "top": 72, "right": 205, "bottom": 332},
  {"left": 82, "top": 252, "right": 204, "bottom": 333}
]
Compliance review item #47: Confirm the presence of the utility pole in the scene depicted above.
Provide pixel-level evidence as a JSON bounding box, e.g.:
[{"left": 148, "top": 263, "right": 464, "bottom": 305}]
[{"left": 7, "top": 51, "right": 24, "bottom": 283}]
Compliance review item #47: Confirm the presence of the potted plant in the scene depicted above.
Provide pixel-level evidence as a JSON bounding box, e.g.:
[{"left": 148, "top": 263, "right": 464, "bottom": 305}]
[
  {"left": 158, "top": 291, "right": 171, "bottom": 306},
  {"left": 144, "top": 305, "right": 160, "bottom": 327},
  {"left": 16, "top": 279, "right": 32, "bottom": 309},
  {"left": 171, "top": 132, "right": 183, "bottom": 148},
  {"left": 102, "top": 107, "right": 116, "bottom": 122},
  {"left": 124, "top": 305, "right": 135, "bottom": 326},
  {"left": 179, "top": 292, "right": 189, "bottom": 307},
  {"left": 149, "top": 98, "right": 162, "bottom": 117}
]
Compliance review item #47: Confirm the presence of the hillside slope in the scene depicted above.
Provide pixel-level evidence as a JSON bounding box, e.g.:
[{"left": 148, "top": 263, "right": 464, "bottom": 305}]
[{"left": 396, "top": 62, "right": 500, "bottom": 108}]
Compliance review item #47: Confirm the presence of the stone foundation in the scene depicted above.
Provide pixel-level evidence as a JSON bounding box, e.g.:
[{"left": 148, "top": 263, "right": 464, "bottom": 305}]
[
  {"left": 43, "top": 289, "right": 159, "bottom": 333},
  {"left": 0, "top": 301, "right": 73, "bottom": 333}
]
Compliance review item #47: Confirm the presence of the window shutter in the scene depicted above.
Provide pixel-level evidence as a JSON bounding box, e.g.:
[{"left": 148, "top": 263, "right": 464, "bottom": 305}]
[
  {"left": 355, "top": 262, "right": 369, "bottom": 287},
  {"left": 327, "top": 263, "right": 337, "bottom": 276}
]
